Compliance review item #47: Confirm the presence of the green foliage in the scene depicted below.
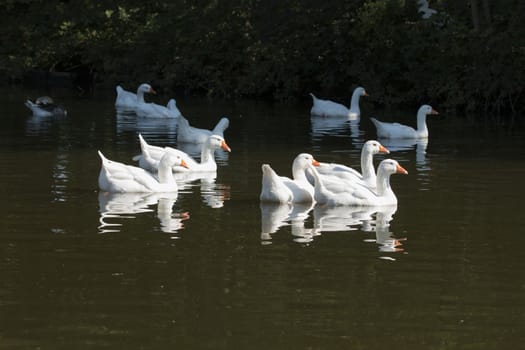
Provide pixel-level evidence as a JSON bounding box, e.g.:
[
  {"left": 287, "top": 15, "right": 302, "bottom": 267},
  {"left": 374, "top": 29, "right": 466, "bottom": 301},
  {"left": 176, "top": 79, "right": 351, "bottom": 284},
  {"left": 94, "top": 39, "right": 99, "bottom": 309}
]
[{"left": 0, "top": 0, "right": 523, "bottom": 118}]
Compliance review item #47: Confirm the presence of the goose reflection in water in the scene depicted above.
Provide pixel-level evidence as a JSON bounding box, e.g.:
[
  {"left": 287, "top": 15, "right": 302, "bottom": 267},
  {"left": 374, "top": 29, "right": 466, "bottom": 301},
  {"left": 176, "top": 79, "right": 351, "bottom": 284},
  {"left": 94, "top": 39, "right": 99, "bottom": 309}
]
[
  {"left": 310, "top": 116, "right": 364, "bottom": 143},
  {"left": 378, "top": 137, "right": 429, "bottom": 167},
  {"left": 98, "top": 192, "right": 189, "bottom": 234},
  {"left": 312, "top": 205, "right": 374, "bottom": 233},
  {"left": 174, "top": 171, "right": 231, "bottom": 209},
  {"left": 260, "top": 202, "right": 406, "bottom": 253},
  {"left": 361, "top": 205, "right": 406, "bottom": 253},
  {"left": 378, "top": 137, "right": 431, "bottom": 190},
  {"left": 260, "top": 202, "right": 313, "bottom": 243},
  {"left": 116, "top": 112, "right": 177, "bottom": 141}
]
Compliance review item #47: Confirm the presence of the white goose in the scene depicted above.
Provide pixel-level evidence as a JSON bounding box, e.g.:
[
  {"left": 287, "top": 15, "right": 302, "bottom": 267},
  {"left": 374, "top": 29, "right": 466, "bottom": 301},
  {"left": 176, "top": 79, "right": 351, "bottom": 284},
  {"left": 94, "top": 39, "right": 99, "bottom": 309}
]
[
  {"left": 134, "top": 133, "right": 231, "bottom": 173},
  {"left": 260, "top": 153, "right": 320, "bottom": 204},
  {"left": 310, "top": 86, "right": 368, "bottom": 119},
  {"left": 24, "top": 96, "right": 67, "bottom": 117},
  {"left": 116, "top": 84, "right": 180, "bottom": 118},
  {"left": 177, "top": 115, "right": 230, "bottom": 144},
  {"left": 134, "top": 84, "right": 175, "bottom": 118},
  {"left": 310, "top": 159, "right": 408, "bottom": 206},
  {"left": 370, "top": 105, "right": 438, "bottom": 139},
  {"left": 316, "top": 140, "right": 390, "bottom": 189},
  {"left": 98, "top": 149, "right": 189, "bottom": 193},
  {"left": 115, "top": 83, "right": 155, "bottom": 110}
]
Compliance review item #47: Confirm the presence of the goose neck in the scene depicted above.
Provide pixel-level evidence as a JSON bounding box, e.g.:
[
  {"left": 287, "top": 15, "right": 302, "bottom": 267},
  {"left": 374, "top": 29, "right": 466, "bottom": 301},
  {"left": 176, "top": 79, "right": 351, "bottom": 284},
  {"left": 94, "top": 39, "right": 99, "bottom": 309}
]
[
  {"left": 136, "top": 90, "right": 146, "bottom": 103},
  {"left": 376, "top": 168, "right": 392, "bottom": 197},
  {"left": 350, "top": 90, "right": 361, "bottom": 110},
  {"left": 200, "top": 145, "right": 215, "bottom": 164},
  {"left": 361, "top": 149, "right": 375, "bottom": 179},
  {"left": 157, "top": 161, "right": 176, "bottom": 185},
  {"left": 416, "top": 111, "right": 429, "bottom": 135}
]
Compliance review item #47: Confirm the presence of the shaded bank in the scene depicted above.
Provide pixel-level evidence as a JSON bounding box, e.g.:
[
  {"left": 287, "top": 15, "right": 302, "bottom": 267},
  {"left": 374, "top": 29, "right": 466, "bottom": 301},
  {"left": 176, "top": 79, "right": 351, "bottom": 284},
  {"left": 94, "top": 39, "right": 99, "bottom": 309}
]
[{"left": 1, "top": 0, "right": 523, "bottom": 120}]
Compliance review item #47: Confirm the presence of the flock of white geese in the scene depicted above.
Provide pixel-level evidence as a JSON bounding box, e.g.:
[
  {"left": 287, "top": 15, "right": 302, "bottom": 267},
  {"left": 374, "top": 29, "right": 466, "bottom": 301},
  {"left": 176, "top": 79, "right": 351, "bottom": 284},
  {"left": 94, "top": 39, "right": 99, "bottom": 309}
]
[
  {"left": 26, "top": 83, "right": 438, "bottom": 209},
  {"left": 106, "top": 84, "right": 438, "bottom": 209},
  {"left": 262, "top": 87, "right": 438, "bottom": 208}
]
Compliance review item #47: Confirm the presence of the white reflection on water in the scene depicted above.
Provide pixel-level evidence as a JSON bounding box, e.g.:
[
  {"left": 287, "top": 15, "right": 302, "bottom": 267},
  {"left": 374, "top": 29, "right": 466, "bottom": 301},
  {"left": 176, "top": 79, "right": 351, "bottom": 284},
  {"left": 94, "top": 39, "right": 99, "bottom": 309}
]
[
  {"left": 51, "top": 151, "right": 70, "bottom": 202},
  {"left": 174, "top": 171, "right": 231, "bottom": 209},
  {"left": 378, "top": 137, "right": 431, "bottom": 190},
  {"left": 313, "top": 205, "right": 372, "bottom": 233},
  {"left": 260, "top": 202, "right": 313, "bottom": 243},
  {"left": 310, "top": 116, "right": 365, "bottom": 143},
  {"left": 116, "top": 112, "right": 178, "bottom": 141},
  {"left": 98, "top": 192, "right": 189, "bottom": 234},
  {"left": 260, "top": 202, "right": 406, "bottom": 254},
  {"left": 25, "top": 115, "right": 54, "bottom": 135},
  {"left": 361, "top": 205, "right": 406, "bottom": 253},
  {"left": 378, "top": 137, "right": 429, "bottom": 167}
]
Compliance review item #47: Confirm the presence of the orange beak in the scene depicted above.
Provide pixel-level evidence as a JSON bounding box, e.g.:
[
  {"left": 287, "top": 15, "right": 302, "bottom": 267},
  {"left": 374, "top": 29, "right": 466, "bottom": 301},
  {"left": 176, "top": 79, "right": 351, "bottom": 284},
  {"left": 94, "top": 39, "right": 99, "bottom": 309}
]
[
  {"left": 396, "top": 164, "right": 408, "bottom": 175},
  {"left": 180, "top": 159, "right": 189, "bottom": 169},
  {"left": 312, "top": 159, "right": 321, "bottom": 167},
  {"left": 431, "top": 108, "right": 439, "bottom": 115},
  {"left": 149, "top": 87, "right": 157, "bottom": 94},
  {"left": 221, "top": 140, "right": 231, "bottom": 152},
  {"left": 379, "top": 144, "right": 390, "bottom": 154},
  {"left": 363, "top": 91, "right": 369, "bottom": 96}
]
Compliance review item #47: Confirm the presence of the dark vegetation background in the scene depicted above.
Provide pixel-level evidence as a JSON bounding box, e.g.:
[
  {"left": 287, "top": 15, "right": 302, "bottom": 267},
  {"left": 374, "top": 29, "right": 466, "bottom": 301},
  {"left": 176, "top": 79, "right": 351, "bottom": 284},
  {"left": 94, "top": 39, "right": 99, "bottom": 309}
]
[{"left": 1, "top": 0, "right": 523, "bottom": 120}]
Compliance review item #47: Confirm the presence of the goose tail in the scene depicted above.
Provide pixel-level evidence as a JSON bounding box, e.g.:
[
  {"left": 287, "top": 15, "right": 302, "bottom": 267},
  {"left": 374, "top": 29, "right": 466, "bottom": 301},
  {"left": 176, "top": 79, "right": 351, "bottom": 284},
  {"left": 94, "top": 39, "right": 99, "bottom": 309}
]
[
  {"left": 212, "top": 117, "right": 230, "bottom": 136},
  {"left": 98, "top": 150, "right": 109, "bottom": 164}
]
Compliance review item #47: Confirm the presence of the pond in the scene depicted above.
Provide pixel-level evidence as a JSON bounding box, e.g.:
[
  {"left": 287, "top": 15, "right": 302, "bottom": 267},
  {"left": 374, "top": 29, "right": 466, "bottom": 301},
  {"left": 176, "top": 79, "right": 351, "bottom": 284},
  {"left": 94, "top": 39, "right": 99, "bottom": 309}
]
[{"left": 1, "top": 87, "right": 525, "bottom": 349}]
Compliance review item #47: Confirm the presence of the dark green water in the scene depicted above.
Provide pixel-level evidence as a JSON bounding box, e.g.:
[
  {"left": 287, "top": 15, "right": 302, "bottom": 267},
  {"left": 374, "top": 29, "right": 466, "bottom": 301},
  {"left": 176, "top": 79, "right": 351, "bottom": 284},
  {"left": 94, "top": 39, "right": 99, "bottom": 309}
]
[{"left": 1, "top": 87, "right": 525, "bottom": 349}]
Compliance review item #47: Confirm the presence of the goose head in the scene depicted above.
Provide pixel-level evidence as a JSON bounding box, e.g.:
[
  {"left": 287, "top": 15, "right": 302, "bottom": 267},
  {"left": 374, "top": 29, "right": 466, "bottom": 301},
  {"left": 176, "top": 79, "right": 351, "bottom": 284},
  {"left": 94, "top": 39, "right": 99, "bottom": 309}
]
[
  {"left": 293, "top": 153, "right": 321, "bottom": 172},
  {"left": 355, "top": 87, "right": 369, "bottom": 97},
  {"left": 207, "top": 135, "right": 231, "bottom": 152},
  {"left": 378, "top": 159, "right": 408, "bottom": 176},
  {"left": 137, "top": 83, "right": 156, "bottom": 95},
  {"left": 364, "top": 140, "right": 390, "bottom": 155},
  {"left": 160, "top": 149, "right": 189, "bottom": 169},
  {"left": 419, "top": 104, "right": 439, "bottom": 116}
]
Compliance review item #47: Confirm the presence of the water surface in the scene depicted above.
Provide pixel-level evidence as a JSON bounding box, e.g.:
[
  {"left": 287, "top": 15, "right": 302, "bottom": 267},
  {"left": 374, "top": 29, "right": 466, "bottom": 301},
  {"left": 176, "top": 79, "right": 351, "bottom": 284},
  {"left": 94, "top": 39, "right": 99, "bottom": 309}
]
[{"left": 1, "top": 87, "right": 525, "bottom": 349}]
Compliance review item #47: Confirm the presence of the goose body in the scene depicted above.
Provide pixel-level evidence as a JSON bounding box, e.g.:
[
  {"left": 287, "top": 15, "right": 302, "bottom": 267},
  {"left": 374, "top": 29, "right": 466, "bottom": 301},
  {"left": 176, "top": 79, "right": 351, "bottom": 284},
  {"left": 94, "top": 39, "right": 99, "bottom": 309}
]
[
  {"left": 177, "top": 115, "right": 229, "bottom": 144},
  {"left": 98, "top": 149, "right": 188, "bottom": 193},
  {"left": 260, "top": 153, "right": 320, "bottom": 204},
  {"left": 133, "top": 84, "right": 173, "bottom": 118},
  {"left": 166, "top": 99, "right": 182, "bottom": 118},
  {"left": 24, "top": 96, "right": 67, "bottom": 117},
  {"left": 115, "top": 85, "right": 138, "bottom": 110},
  {"left": 316, "top": 140, "right": 390, "bottom": 189},
  {"left": 310, "top": 159, "right": 408, "bottom": 206},
  {"left": 370, "top": 105, "right": 438, "bottom": 139},
  {"left": 134, "top": 133, "right": 231, "bottom": 173},
  {"left": 136, "top": 101, "right": 172, "bottom": 118},
  {"left": 260, "top": 165, "right": 294, "bottom": 204},
  {"left": 310, "top": 87, "right": 368, "bottom": 119}
]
